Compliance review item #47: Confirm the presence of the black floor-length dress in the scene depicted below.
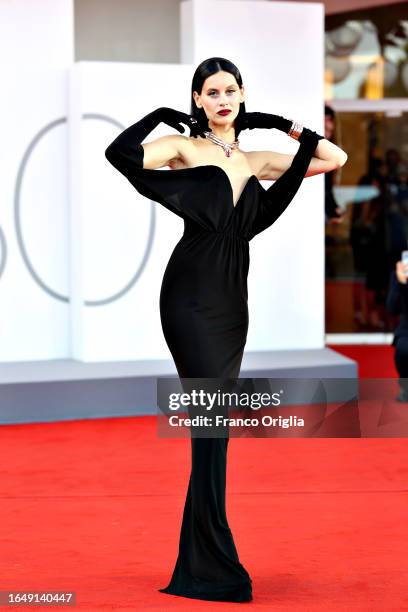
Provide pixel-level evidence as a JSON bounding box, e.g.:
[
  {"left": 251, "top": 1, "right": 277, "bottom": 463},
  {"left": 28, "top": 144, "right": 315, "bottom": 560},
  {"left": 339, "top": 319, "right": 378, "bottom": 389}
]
[{"left": 105, "top": 127, "right": 320, "bottom": 603}]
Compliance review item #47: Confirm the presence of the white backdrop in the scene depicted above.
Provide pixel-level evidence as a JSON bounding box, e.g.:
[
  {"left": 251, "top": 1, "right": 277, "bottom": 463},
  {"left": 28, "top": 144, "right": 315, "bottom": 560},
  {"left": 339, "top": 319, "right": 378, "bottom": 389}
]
[
  {"left": 0, "top": 0, "right": 73, "bottom": 361},
  {"left": 0, "top": 0, "right": 324, "bottom": 362}
]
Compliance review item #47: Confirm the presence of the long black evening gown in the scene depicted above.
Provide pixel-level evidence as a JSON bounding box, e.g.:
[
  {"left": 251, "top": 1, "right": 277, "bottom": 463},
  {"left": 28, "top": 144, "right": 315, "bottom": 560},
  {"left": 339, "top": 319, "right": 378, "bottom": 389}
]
[{"left": 105, "top": 122, "right": 320, "bottom": 603}]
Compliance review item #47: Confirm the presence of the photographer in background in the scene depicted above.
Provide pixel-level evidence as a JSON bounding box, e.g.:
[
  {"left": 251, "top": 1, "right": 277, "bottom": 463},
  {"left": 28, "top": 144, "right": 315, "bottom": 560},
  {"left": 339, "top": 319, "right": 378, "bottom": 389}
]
[{"left": 386, "top": 257, "right": 408, "bottom": 401}]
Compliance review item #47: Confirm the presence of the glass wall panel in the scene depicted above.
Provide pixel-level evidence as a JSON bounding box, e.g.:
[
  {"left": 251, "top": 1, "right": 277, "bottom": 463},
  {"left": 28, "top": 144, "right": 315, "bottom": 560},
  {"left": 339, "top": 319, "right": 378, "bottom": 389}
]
[
  {"left": 325, "top": 109, "right": 408, "bottom": 333},
  {"left": 325, "top": 4, "right": 408, "bottom": 100}
]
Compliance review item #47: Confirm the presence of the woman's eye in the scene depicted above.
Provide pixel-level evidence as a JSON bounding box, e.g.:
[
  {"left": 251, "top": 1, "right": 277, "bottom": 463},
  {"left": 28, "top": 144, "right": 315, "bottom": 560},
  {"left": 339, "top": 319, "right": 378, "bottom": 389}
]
[{"left": 209, "top": 90, "right": 235, "bottom": 96}]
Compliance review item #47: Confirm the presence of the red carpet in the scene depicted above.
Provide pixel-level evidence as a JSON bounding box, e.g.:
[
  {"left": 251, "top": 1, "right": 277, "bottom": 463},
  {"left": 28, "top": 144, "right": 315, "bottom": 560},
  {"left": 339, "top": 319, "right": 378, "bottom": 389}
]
[
  {"left": 1, "top": 345, "right": 408, "bottom": 610},
  {"left": 327, "top": 343, "right": 398, "bottom": 379}
]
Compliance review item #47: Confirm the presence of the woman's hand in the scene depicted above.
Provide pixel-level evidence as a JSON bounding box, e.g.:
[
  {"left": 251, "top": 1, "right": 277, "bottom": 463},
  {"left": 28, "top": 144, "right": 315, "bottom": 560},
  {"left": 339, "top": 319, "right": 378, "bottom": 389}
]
[
  {"left": 156, "top": 107, "right": 206, "bottom": 138},
  {"left": 235, "top": 111, "right": 292, "bottom": 134},
  {"left": 396, "top": 260, "right": 408, "bottom": 284},
  {"left": 236, "top": 112, "right": 326, "bottom": 150}
]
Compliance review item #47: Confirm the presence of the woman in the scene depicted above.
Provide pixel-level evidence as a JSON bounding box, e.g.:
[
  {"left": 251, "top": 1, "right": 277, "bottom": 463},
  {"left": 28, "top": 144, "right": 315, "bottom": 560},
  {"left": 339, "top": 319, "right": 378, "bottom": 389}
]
[{"left": 105, "top": 57, "right": 348, "bottom": 603}]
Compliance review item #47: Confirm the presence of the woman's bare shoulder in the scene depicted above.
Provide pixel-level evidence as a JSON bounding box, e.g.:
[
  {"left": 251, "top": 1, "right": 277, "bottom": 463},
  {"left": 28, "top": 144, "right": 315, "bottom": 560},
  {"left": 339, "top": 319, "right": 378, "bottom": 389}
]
[
  {"left": 169, "top": 138, "right": 268, "bottom": 177},
  {"left": 243, "top": 150, "right": 275, "bottom": 180},
  {"left": 244, "top": 149, "right": 296, "bottom": 180},
  {"left": 141, "top": 133, "right": 192, "bottom": 170},
  {"left": 162, "top": 134, "right": 198, "bottom": 153},
  {"left": 168, "top": 134, "right": 206, "bottom": 169}
]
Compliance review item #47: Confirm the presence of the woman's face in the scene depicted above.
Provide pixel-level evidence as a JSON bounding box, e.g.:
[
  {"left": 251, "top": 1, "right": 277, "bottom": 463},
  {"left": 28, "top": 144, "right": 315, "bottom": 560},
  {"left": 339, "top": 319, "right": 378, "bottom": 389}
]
[{"left": 193, "top": 71, "right": 244, "bottom": 126}]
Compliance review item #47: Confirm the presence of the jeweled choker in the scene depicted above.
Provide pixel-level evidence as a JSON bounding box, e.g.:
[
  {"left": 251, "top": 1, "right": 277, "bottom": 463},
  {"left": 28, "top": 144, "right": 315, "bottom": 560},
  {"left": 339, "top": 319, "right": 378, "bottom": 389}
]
[{"left": 203, "top": 131, "right": 240, "bottom": 158}]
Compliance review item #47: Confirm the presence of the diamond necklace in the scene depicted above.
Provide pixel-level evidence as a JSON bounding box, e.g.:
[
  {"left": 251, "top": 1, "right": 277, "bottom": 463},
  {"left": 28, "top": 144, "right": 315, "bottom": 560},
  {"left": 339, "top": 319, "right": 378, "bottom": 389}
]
[{"left": 203, "top": 130, "right": 240, "bottom": 158}]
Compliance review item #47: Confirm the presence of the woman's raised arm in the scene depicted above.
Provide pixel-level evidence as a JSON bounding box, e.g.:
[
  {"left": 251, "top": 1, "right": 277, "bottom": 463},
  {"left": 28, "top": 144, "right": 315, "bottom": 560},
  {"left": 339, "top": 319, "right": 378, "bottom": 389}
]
[
  {"left": 105, "top": 107, "right": 198, "bottom": 176},
  {"left": 258, "top": 139, "right": 347, "bottom": 181}
]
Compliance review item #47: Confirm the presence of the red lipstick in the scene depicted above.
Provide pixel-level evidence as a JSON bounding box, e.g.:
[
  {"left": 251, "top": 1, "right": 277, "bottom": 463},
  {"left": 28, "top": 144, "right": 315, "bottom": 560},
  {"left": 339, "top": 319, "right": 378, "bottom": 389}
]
[{"left": 217, "top": 110, "right": 231, "bottom": 116}]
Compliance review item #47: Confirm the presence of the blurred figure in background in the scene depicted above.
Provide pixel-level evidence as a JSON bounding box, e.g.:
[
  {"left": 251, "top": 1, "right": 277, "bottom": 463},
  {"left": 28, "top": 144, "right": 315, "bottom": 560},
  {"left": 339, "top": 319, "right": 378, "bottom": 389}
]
[
  {"left": 324, "top": 105, "right": 345, "bottom": 225},
  {"left": 350, "top": 171, "right": 390, "bottom": 329},
  {"left": 324, "top": 104, "right": 345, "bottom": 279},
  {"left": 386, "top": 258, "right": 408, "bottom": 401},
  {"left": 384, "top": 157, "right": 408, "bottom": 275},
  {"left": 362, "top": 173, "right": 390, "bottom": 329},
  {"left": 350, "top": 153, "right": 407, "bottom": 331},
  {"left": 385, "top": 148, "right": 403, "bottom": 193}
]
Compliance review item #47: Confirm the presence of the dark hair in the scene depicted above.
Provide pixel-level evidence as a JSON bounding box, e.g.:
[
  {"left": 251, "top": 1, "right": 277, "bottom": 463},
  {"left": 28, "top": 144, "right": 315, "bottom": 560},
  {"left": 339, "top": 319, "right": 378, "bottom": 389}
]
[
  {"left": 190, "top": 57, "right": 247, "bottom": 137},
  {"left": 325, "top": 104, "right": 335, "bottom": 119}
]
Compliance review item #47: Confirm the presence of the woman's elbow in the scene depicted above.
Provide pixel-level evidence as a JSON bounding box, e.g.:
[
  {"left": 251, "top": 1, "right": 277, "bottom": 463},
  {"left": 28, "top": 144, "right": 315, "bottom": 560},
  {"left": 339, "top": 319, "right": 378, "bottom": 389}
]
[
  {"left": 334, "top": 150, "right": 348, "bottom": 168},
  {"left": 105, "top": 143, "right": 121, "bottom": 168},
  {"left": 340, "top": 151, "right": 348, "bottom": 166}
]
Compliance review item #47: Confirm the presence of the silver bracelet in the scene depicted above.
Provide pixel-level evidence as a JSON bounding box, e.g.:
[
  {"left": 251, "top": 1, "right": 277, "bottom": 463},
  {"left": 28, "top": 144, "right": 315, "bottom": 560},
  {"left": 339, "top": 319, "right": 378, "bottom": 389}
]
[{"left": 288, "top": 120, "right": 304, "bottom": 141}]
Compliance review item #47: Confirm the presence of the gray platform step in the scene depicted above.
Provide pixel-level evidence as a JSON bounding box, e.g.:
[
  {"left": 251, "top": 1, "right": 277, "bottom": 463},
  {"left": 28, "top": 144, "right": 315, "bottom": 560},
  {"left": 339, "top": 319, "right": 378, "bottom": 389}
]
[{"left": 0, "top": 348, "right": 357, "bottom": 425}]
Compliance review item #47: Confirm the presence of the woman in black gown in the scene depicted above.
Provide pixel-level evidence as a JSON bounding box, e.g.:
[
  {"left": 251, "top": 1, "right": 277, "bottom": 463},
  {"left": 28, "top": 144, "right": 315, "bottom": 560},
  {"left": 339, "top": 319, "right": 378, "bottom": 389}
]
[{"left": 105, "top": 57, "right": 347, "bottom": 603}]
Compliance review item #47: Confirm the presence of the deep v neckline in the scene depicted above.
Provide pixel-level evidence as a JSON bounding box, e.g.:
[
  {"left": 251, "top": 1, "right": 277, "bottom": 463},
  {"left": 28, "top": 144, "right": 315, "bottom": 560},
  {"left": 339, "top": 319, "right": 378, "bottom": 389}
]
[
  {"left": 206, "top": 165, "right": 258, "bottom": 209},
  {"left": 168, "top": 164, "right": 258, "bottom": 210}
]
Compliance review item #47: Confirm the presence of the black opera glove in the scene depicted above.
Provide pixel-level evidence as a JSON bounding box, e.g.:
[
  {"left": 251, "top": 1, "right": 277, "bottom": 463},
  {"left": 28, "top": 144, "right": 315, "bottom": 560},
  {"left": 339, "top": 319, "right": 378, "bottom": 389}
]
[
  {"left": 154, "top": 107, "right": 207, "bottom": 139},
  {"left": 236, "top": 111, "right": 293, "bottom": 134},
  {"left": 298, "top": 126, "right": 325, "bottom": 148},
  {"left": 236, "top": 111, "right": 325, "bottom": 143},
  {"left": 106, "top": 106, "right": 205, "bottom": 150}
]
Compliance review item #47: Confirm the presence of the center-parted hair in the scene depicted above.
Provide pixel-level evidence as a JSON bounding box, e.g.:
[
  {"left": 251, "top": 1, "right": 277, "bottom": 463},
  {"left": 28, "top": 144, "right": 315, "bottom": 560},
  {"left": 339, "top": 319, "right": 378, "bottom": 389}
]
[{"left": 190, "top": 57, "right": 247, "bottom": 137}]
